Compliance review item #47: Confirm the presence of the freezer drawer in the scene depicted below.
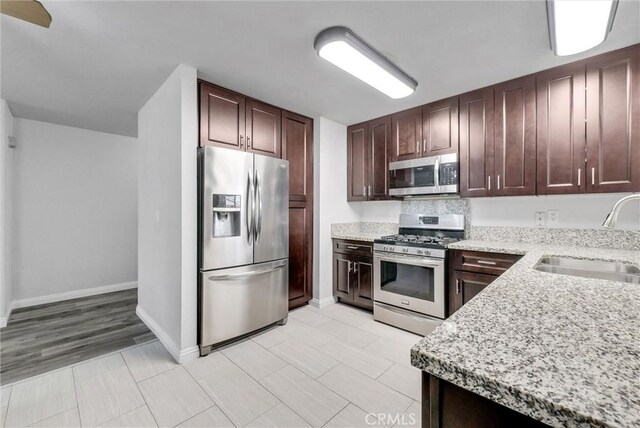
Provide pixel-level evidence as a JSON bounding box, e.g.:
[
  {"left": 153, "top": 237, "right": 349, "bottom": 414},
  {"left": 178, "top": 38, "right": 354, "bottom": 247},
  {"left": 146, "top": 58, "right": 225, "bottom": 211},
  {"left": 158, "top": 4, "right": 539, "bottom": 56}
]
[{"left": 200, "top": 259, "right": 288, "bottom": 352}]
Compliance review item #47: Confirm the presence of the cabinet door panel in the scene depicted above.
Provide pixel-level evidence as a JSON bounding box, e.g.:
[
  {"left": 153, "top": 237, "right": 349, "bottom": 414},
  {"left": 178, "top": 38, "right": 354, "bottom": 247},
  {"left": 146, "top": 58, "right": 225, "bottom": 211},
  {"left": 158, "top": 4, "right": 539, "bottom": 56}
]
[
  {"left": 246, "top": 99, "right": 281, "bottom": 158},
  {"left": 391, "top": 107, "right": 422, "bottom": 161},
  {"left": 586, "top": 46, "right": 640, "bottom": 193},
  {"left": 494, "top": 76, "right": 536, "bottom": 196},
  {"left": 347, "top": 123, "right": 368, "bottom": 201},
  {"left": 334, "top": 255, "right": 352, "bottom": 300},
  {"left": 283, "top": 111, "right": 313, "bottom": 202},
  {"left": 536, "top": 64, "right": 586, "bottom": 194},
  {"left": 422, "top": 97, "right": 459, "bottom": 156},
  {"left": 200, "top": 84, "right": 245, "bottom": 149},
  {"left": 369, "top": 116, "right": 392, "bottom": 200},
  {"left": 288, "top": 205, "right": 308, "bottom": 303},
  {"left": 459, "top": 88, "right": 494, "bottom": 197},
  {"left": 450, "top": 271, "right": 496, "bottom": 315},
  {"left": 355, "top": 258, "right": 373, "bottom": 309}
]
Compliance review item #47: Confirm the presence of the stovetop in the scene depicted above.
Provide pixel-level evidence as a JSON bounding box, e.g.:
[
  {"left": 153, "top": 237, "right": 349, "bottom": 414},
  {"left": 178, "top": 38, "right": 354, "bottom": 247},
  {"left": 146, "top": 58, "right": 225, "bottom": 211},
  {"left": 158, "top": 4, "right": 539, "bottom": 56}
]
[{"left": 374, "top": 234, "right": 460, "bottom": 249}]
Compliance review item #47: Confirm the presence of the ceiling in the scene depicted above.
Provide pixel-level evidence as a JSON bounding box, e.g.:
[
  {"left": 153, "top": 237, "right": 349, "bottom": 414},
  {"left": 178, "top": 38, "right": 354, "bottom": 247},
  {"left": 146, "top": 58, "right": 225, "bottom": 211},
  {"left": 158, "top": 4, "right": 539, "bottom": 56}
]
[{"left": 2, "top": 1, "right": 639, "bottom": 137}]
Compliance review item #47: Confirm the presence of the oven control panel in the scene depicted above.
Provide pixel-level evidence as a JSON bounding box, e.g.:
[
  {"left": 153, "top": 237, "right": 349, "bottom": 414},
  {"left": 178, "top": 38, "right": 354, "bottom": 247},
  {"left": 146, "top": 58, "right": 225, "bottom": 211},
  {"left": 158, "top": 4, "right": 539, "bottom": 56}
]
[{"left": 374, "top": 244, "right": 445, "bottom": 259}]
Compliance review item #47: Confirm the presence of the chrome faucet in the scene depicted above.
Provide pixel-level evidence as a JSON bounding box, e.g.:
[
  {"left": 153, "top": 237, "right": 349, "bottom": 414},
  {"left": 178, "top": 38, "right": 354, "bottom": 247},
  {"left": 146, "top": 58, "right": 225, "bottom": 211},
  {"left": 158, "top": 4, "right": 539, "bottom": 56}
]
[{"left": 602, "top": 194, "right": 640, "bottom": 228}]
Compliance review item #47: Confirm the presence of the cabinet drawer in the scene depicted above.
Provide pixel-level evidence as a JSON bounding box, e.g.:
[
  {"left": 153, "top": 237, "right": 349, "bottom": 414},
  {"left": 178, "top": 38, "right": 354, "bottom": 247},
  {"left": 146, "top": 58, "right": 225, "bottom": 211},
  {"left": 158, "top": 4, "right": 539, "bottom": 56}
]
[
  {"left": 333, "top": 239, "right": 373, "bottom": 256},
  {"left": 453, "top": 250, "right": 521, "bottom": 275}
]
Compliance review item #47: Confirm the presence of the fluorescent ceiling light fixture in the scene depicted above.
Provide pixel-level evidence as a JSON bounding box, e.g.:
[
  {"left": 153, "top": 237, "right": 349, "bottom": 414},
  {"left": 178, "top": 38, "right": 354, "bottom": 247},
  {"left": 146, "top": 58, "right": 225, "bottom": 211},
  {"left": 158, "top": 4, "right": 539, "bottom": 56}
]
[
  {"left": 314, "top": 27, "right": 417, "bottom": 99},
  {"left": 547, "top": 0, "right": 618, "bottom": 56}
]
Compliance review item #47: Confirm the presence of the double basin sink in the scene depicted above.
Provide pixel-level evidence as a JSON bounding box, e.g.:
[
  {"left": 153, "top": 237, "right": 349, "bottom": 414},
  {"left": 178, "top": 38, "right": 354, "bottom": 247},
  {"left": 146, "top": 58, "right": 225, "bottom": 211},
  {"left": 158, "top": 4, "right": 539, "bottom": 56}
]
[{"left": 534, "top": 256, "right": 640, "bottom": 284}]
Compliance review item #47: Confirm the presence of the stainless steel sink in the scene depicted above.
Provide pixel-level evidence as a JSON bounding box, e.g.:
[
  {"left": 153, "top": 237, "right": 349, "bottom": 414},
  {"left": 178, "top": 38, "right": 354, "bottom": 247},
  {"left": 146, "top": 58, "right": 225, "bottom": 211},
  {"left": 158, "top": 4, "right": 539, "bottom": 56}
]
[{"left": 534, "top": 256, "right": 640, "bottom": 284}]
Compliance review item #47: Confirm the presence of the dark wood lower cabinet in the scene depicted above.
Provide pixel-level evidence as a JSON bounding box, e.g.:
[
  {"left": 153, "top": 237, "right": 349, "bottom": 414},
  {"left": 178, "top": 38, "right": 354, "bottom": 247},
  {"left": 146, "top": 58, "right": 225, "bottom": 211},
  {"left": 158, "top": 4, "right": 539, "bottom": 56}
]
[
  {"left": 448, "top": 250, "right": 521, "bottom": 316},
  {"left": 332, "top": 239, "right": 374, "bottom": 311},
  {"left": 421, "top": 373, "right": 548, "bottom": 428}
]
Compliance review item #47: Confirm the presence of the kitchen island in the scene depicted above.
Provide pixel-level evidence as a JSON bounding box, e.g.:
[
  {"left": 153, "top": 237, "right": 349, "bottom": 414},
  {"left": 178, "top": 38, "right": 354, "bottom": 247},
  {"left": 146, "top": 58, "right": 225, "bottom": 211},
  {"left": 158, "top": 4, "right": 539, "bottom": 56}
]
[{"left": 411, "top": 240, "right": 640, "bottom": 428}]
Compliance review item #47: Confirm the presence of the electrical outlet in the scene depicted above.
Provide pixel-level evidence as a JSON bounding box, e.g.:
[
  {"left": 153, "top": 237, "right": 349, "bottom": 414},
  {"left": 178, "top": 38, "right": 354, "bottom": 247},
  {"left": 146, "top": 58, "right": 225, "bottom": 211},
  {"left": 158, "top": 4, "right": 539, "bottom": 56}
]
[
  {"left": 534, "top": 211, "right": 547, "bottom": 227},
  {"left": 548, "top": 210, "right": 559, "bottom": 226}
]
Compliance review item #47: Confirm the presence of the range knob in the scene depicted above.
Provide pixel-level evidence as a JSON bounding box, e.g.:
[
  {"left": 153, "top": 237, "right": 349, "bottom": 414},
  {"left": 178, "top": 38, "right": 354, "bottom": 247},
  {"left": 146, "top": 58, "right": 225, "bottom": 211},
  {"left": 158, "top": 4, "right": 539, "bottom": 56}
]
[
  {"left": 425, "top": 250, "right": 431, "bottom": 256},
  {"left": 417, "top": 249, "right": 423, "bottom": 255},
  {"left": 402, "top": 248, "right": 409, "bottom": 253}
]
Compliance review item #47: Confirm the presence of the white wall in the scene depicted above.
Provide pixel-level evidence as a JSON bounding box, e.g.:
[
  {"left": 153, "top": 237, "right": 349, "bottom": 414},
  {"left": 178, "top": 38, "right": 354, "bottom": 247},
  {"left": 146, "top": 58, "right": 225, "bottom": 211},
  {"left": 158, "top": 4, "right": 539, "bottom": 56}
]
[
  {"left": 1, "top": 100, "right": 15, "bottom": 325},
  {"left": 313, "top": 117, "right": 360, "bottom": 306},
  {"left": 469, "top": 193, "right": 639, "bottom": 230},
  {"left": 137, "top": 64, "right": 198, "bottom": 363},
  {"left": 10, "top": 118, "right": 138, "bottom": 306}
]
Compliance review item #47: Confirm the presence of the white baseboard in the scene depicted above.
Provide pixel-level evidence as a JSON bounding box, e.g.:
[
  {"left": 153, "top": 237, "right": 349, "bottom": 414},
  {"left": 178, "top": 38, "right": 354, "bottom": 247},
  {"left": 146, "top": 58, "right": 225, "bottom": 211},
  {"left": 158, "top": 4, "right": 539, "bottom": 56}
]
[
  {"left": 10, "top": 281, "right": 138, "bottom": 311},
  {"left": 310, "top": 296, "right": 337, "bottom": 309},
  {"left": 136, "top": 305, "right": 199, "bottom": 364}
]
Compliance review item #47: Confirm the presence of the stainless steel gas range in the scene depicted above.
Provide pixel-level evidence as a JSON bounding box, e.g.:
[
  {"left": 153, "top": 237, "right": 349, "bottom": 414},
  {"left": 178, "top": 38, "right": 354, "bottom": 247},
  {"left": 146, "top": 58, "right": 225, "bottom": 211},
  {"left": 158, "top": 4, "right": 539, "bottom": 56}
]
[{"left": 373, "top": 214, "right": 464, "bottom": 335}]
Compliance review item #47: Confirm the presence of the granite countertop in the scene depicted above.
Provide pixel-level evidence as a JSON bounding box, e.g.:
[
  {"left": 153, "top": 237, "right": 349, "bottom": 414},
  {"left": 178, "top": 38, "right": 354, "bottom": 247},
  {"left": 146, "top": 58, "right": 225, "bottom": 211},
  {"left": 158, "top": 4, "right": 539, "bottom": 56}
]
[
  {"left": 411, "top": 240, "right": 640, "bottom": 428},
  {"left": 330, "top": 222, "right": 398, "bottom": 243},
  {"left": 330, "top": 232, "right": 384, "bottom": 242}
]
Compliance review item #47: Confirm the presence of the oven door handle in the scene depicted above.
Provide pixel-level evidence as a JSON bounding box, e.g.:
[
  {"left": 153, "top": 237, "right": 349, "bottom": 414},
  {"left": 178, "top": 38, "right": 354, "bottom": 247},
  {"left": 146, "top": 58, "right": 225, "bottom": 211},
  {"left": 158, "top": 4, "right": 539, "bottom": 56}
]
[{"left": 374, "top": 254, "right": 443, "bottom": 268}]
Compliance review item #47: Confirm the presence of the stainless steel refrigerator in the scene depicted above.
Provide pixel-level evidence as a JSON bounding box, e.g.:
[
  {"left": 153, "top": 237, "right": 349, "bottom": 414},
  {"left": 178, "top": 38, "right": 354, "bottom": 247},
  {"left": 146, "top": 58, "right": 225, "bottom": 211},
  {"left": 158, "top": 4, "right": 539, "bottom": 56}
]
[{"left": 198, "top": 146, "right": 289, "bottom": 355}]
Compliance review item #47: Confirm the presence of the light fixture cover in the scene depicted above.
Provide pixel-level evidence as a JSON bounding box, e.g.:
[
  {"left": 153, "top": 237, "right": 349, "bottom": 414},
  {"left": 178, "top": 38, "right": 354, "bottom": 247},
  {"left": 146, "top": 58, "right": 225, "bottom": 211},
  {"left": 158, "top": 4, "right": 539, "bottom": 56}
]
[
  {"left": 547, "top": 0, "right": 618, "bottom": 56},
  {"left": 314, "top": 26, "right": 418, "bottom": 99}
]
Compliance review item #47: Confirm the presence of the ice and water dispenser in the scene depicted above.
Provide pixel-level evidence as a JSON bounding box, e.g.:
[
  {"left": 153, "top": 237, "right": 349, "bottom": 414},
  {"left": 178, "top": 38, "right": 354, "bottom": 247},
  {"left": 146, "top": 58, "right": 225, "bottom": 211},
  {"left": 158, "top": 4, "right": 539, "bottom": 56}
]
[{"left": 211, "top": 194, "right": 241, "bottom": 237}]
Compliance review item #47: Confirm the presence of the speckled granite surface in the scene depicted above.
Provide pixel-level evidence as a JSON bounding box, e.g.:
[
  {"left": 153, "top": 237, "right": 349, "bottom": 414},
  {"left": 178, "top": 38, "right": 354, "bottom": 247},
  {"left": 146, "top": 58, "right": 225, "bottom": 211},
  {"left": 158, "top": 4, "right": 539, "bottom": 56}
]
[
  {"left": 411, "top": 242, "right": 640, "bottom": 428},
  {"left": 331, "top": 222, "right": 397, "bottom": 242},
  {"left": 468, "top": 226, "right": 640, "bottom": 251}
]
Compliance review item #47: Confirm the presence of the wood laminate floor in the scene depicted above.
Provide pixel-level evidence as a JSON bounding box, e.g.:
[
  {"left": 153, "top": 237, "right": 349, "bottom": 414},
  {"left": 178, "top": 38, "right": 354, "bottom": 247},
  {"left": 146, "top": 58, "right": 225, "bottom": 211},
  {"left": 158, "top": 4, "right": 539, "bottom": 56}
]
[{"left": 0, "top": 289, "right": 155, "bottom": 385}]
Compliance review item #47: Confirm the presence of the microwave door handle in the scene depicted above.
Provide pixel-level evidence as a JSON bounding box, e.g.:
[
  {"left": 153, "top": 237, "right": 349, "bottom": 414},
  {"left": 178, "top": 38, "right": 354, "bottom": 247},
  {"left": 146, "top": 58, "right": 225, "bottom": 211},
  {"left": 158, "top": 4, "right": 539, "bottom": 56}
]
[{"left": 434, "top": 157, "right": 440, "bottom": 188}]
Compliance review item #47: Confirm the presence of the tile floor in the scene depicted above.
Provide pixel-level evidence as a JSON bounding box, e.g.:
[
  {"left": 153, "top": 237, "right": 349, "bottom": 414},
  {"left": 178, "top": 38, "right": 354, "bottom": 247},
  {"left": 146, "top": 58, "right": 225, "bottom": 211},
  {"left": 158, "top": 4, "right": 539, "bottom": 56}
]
[{"left": 1, "top": 303, "right": 423, "bottom": 428}]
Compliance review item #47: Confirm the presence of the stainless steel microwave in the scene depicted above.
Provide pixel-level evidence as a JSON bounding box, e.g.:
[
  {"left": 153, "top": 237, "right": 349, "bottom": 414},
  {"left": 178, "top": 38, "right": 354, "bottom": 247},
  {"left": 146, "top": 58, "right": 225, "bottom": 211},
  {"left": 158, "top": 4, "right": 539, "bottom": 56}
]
[{"left": 388, "top": 153, "right": 458, "bottom": 196}]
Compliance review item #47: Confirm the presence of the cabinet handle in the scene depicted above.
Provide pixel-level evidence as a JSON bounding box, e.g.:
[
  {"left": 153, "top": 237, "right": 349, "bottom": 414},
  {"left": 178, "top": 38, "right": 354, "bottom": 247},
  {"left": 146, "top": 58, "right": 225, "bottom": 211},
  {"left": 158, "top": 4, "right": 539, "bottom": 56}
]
[
  {"left": 363, "top": 186, "right": 366, "bottom": 197},
  {"left": 456, "top": 279, "right": 461, "bottom": 294},
  {"left": 497, "top": 175, "right": 500, "bottom": 190},
  {"left": 347, "top": 260, "right": 353, "bottom": 273},
  {"left": 354, "top": 263, "right": 358, "bottom": 274},
  {"left": 347, "top": 246, "right": 359, "bottom": 250},
  {"left": 591, "top": 167, "right": 595, "bottom": 186},
  {"left": 488, "top": 176, "right": 491, "bottom": 191},
  {"left": 368, "top": 185, "right": 372, "bottom": 197},
  {"left": 240, "top": 135, "right": 244, "bottom": 148},
  {"left": 578, "top": 168, "right": 581, "bottom": 186},
  {"left": 247, "top": 136, "right": 251, "bottom": 148},
  {"left": 415, "top": 140, "right": 420, "bottom": 154},
  {"left": 423, "top": 139, "right": 427, "bottom": 153},
  {"left": 477, "top": 260, "right": 497, "bottom": 266}
]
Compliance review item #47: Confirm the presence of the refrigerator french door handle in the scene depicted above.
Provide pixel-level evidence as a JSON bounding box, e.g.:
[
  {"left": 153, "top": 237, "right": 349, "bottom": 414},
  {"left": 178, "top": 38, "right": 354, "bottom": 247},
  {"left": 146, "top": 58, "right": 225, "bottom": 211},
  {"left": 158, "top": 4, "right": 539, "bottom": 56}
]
[
  {"left": 247, "top": 170, "right": 254, "bottom": 244},
  {"left": 255, "top": 170, "right": 263, "bottom": 242}
]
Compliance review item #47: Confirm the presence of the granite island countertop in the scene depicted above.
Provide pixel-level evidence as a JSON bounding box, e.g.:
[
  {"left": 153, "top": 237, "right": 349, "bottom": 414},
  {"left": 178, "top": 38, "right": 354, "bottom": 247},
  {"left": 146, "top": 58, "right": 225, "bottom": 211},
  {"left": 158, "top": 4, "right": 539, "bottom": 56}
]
[{"left": 411, "top": 240, "right": 640, "bottom": 428}]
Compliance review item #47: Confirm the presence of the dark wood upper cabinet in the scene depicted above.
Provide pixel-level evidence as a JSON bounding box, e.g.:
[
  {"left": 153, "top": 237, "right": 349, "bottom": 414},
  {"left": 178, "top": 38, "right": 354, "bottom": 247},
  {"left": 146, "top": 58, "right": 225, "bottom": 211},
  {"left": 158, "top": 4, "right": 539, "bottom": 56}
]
[
  {"left": 246, "top": 99, "right": 281, "bottom": 158},
  {"left": 369, "top": 116, "right": 392, "bottom": 200},
  {"left": 391, "top": 107, "right": 422, "bottom": 161},
  {"left": 282, "top": 111, "right": 314, "bottom": 310},
  {"left": 422, "top": 97, "right": 459, "bottom": 156},
  {"left": 200, "top": 83, "right": 245, "bottom": 149},
  {"left": 585, "top": 45, "right": 640, "bottom": 193},
  {"left": 536, "top": 63, "right": 586, "bottom": 195},
  {"left": 493, "top": 76, "right": 537, "bottom": 196},
  {"left": 282, "top": 111, "right": 313, "bottom": 202},
  {"left": 459, "top": 88, "right": 494, "bottom": 197},
  {"left": 347, "top": 122, "right": 369, "bottom": 201}
]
